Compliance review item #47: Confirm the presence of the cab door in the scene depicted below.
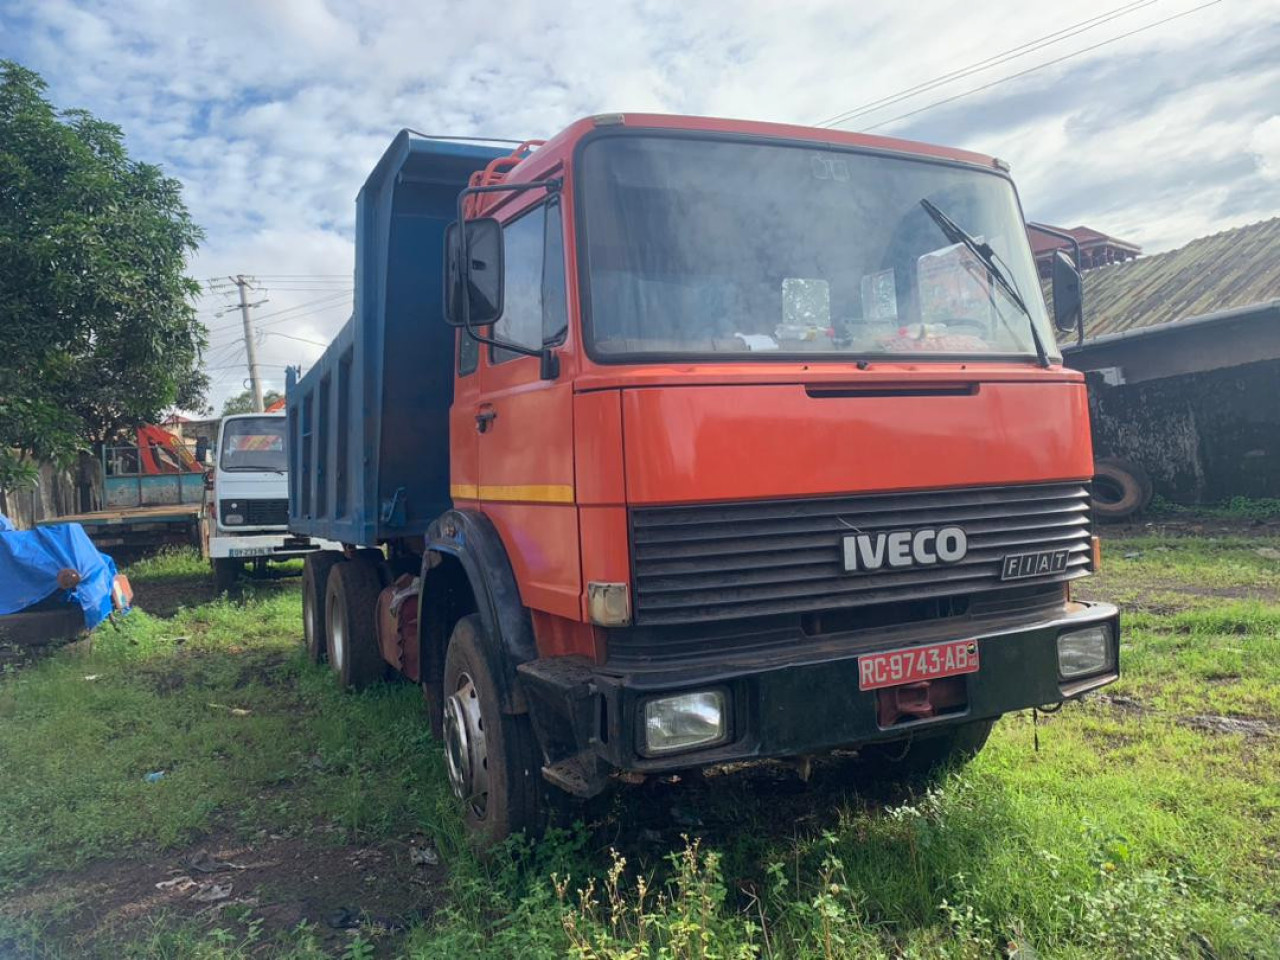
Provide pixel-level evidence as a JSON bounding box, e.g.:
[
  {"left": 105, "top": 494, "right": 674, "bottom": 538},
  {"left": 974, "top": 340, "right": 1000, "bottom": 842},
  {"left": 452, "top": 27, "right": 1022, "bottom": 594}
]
[
  {"left": 448, "top": 327, "right": 482, "bottom": 506},
  {"left": 475, "top": 198, "right": 579, "bottom": 619}
]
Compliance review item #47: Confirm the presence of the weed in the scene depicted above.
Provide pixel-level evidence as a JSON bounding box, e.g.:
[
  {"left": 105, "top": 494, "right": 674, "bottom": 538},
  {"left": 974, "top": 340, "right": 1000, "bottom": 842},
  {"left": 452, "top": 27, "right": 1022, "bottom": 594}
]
[{"left": 3, "top": 532, "right": 1280, "bottom": 957}]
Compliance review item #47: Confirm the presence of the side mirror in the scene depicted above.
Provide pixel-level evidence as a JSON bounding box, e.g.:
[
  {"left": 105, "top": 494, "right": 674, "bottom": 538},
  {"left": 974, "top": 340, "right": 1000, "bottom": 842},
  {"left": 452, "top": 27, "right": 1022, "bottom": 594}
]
[
  {"left": 194, "top": 436, "right": 209, "bottom": 464},
  {"left": 1051, "top": 250, "right": 1083, "bottom": 335},
  {"left": 444, "top": 217, "right": 504, "bottom": 327}
]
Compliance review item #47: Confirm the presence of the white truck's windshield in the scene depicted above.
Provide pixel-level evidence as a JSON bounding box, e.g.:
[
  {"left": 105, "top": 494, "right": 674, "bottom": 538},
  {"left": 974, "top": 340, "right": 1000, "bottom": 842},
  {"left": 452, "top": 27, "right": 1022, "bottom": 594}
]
[
  {"left": 219, "top": 417, "right": 287, "bottom": 473},
  {"left": 577, "top": 135, "right": 1060, "bottom": 362}
]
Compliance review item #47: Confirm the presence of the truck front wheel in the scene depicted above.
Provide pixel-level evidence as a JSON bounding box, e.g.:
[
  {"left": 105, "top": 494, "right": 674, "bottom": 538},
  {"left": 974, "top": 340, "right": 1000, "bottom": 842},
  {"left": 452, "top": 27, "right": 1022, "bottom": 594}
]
[
  {"left": 302, "top": 552, "right": 341, "bottom": 664},
  {"left": 442, "top": 614, "right": 544, "bottom": 845},
  {"left": 852, "top": 718, "right": 996, "bottom": 785},
  {"left": 324, "top": 559, "right": 386, "bottom": 691},
  {"left": 212, "top": 558, "right": 241, "bottom": 594}
]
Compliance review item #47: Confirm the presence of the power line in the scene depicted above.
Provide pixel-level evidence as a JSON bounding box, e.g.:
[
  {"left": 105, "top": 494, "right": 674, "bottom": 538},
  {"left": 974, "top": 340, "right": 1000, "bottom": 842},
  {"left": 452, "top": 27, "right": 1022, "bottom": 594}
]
[
  {"left": 254, "top": 298, "right": 352, "bottom": 330},
  {"left": 862, "top": 0, "right": 1224, "bottom": 132},
  {"left": 203, "top": 292, "right": 352, "bottom": 334},
  {"left": 262, "top": 331, "right": 331, "bottom": 348},
  {"left": 203, "top": 362, "right": 294, "bottom": 372},
  {"left": 203, "top": 341, "right": 245, "bottom": 370},
  {"left": 815, "top": 0, "right": 1159, "bottom": 128}
]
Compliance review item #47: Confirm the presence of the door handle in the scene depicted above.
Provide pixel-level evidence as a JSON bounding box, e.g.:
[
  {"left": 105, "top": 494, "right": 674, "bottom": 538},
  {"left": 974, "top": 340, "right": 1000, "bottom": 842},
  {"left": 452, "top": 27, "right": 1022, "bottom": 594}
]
[{"left": 475, "top": 407, "right": 498, "bottom": 433}]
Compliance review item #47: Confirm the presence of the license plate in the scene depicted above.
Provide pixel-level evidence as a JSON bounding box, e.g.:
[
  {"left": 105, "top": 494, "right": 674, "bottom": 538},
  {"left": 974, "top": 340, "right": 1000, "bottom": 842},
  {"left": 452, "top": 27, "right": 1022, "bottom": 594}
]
[
  {"left": 228, "top": 546, "right": 271, "bottom": 558},
  {"left": 858, "top": 638, "right": 980, "bottom": 691},
  {"left": 1001, "top": 548, "right": 1070, "bottom": 581}
]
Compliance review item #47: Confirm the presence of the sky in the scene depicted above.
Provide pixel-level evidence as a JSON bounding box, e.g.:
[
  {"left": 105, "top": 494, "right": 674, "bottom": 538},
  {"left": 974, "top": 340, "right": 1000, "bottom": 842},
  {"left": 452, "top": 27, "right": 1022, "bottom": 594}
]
[{"left": 2, "top": 0, "right": 1279, "bottom": 411}]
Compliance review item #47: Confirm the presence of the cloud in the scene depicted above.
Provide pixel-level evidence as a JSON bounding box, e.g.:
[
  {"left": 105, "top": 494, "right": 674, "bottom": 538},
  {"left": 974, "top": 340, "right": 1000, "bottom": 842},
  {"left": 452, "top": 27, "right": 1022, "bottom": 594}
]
[
  {"left": 1251, "top": 115, "right": 1280, "bottom": 180},
  {"left": 3, "top": 0, "right": 1279, "bottom": 408}
]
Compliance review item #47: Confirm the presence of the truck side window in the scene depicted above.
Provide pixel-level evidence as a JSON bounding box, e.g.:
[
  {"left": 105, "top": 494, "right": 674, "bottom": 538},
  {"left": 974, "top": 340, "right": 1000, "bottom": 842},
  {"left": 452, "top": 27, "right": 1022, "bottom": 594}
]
[
  {"left": 458, "top": 328, "right": 478, "bottom": 375},
  {"left": 492, "top": 206, "right": 545, "bottom": 364},
  {"left": 543, "top": 201, "right": 567, "bottom": 346}
]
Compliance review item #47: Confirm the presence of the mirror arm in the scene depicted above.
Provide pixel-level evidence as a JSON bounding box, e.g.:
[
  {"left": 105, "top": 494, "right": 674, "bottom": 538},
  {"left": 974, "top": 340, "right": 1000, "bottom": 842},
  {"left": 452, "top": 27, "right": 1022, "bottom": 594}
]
[{"left": 1029, "top": 221, "right": 1086, "bottom": 345}]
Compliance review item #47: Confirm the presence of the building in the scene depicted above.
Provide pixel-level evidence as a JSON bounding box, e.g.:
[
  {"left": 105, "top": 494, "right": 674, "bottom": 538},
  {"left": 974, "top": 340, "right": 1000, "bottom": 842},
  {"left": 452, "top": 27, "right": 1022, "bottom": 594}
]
[
  {"left": 1061, "top": 217, "right": 1280, "bottom": 504},
  {"left": 1029, "top": 223, "right": 1141, "bottom": 278}
]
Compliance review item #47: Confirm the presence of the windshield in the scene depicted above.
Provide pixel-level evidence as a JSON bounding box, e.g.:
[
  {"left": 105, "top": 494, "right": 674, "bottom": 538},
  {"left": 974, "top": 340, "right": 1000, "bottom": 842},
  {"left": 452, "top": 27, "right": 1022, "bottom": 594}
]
[
  {"left": 218, "top": 417, "right": 287, "bottom": 473},
  {"left": 577, "top": 135, "right": 1060, "bottom": 361}
]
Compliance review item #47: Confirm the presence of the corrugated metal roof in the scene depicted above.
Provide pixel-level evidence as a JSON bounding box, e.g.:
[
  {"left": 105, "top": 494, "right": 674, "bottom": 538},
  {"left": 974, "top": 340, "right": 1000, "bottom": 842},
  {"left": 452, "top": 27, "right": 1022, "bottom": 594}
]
[{"left": 1074, "top": 217, "right": 1280, "bottom": 338}]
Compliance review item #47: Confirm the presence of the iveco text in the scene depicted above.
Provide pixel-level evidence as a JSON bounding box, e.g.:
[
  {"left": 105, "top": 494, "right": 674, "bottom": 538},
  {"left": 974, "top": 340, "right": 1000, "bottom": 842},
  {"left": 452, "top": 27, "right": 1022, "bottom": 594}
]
[{"left": 842, "top": 526, "right": 968, "bottom": 572}]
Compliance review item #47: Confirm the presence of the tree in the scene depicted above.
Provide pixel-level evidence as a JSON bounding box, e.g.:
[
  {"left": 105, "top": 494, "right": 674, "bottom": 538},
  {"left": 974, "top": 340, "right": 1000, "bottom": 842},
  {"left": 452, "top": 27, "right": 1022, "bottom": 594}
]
[
  {"left": 221, "top": 389, "right": 283, "bottom": 416},
  {"left": 0, "top": 61, "right": 207, "bottom": 489}
]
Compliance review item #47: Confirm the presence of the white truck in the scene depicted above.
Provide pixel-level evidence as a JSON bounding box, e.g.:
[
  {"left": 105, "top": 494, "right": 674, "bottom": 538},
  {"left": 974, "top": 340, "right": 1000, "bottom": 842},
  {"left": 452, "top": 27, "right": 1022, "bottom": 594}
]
[{"left": 205, "top": 412, "right": 336, "bottom": 591}]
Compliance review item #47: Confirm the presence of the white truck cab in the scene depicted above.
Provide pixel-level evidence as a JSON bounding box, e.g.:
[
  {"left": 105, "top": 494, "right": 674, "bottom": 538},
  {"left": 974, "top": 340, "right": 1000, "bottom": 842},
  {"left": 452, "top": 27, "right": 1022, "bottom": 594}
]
[{"left": 205, "top": 412, "right": 336, "bottom": 590}]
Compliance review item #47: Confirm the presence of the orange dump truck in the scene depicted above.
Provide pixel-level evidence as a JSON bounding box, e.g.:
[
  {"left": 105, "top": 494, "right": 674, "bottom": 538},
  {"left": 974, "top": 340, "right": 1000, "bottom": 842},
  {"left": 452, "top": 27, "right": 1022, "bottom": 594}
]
[{"left": 286, "top": 115, "right": 1119, "bottom": 844}]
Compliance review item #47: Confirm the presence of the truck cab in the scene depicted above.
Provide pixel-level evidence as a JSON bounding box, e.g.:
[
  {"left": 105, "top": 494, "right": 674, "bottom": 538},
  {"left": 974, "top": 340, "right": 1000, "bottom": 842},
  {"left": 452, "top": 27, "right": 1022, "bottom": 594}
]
[
  {"left": 206, "top": 412, "right": 335, "bottom": 590},
  {"left": 288, "top": 115, "right": 1119, "bottom": 845}
]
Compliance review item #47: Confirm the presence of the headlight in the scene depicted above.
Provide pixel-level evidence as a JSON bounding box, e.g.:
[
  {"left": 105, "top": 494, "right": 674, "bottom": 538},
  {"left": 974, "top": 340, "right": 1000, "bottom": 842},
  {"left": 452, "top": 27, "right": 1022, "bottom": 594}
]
[
  {"left": 1057, "top": 625, "right": 1112, "bottom": 678},
  {"left": 222, "top": 503, "right": 245, "bottom": 526},
  {"left": 641, "top": 690, "right": 728, "bottom": 756}
]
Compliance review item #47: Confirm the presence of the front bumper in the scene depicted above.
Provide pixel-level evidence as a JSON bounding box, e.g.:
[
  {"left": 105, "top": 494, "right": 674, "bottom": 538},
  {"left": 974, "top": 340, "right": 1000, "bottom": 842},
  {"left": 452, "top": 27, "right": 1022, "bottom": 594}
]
[
  {"left": 208, "top": 533, "right": 339, "bottom": 560},
  {"left": 518, "top": 600, "right": 1119, "bottom": 796}
]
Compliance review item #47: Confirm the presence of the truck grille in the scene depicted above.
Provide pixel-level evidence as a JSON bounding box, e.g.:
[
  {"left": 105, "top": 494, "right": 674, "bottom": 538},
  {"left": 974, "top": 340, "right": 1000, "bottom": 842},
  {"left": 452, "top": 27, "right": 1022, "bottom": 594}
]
[
  {"left": 221, "top": 498, "right": 289, "bottom": 528},
  {"left": 629, "top": 482, "right": 1093, "bottom": 625}
]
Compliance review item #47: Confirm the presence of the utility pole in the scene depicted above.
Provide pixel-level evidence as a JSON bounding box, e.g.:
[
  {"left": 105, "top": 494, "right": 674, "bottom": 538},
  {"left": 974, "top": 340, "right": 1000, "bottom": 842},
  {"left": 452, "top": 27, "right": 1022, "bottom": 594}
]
[{"left": 231, "top": 275, "right": 264, "bottom": 412}]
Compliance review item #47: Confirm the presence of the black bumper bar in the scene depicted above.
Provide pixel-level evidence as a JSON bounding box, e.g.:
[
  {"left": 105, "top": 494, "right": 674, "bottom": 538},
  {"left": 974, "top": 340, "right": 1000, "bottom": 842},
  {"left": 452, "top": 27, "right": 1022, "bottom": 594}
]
[{"left": 518, "top": 601, "right": 1119, "bottom": 797}]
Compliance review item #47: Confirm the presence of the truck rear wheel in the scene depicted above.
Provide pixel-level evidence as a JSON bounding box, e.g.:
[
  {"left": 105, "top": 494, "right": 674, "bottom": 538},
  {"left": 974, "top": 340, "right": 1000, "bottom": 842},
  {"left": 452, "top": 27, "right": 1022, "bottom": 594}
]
[
  {"left": 853, "top": 718, "right": 995, "bottom": 785},
  {"left": 212, "top": 558, "right": 241, "bottom": 594},
  {"left": 302, "top": 552, "right": 341, "bottom": 664},
  {"left": 443, "top": 614, "right": 544, "bottom": 845},
  {"left": 324, "top": 559, "right": 386, "bottom": 691}
]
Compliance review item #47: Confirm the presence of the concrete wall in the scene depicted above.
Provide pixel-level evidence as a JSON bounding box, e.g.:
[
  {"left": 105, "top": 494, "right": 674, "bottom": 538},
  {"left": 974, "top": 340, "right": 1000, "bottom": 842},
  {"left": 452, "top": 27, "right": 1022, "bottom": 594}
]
[
  {"left": 1065, "top": 304, "right": 1280, "bottom": 505},
  {"left": 1084, "top": 358, "right": 1280, "bottom": 504}
]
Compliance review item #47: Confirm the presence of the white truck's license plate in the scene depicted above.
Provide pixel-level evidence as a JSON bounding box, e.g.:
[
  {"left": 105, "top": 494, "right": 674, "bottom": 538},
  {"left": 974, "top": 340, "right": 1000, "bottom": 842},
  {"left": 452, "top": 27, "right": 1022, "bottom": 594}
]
[
  {"left": 229, "top": 547, "right": 271, "bottom": 558},
  {"left": 858, "top": 639, "right": 980, "bottom": 691}
]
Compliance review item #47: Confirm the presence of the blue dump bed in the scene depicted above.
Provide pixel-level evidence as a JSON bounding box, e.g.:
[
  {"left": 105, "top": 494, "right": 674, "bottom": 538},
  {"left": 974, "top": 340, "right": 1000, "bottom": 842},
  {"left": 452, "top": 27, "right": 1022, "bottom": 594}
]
[{"left": 286, "top": 133, "right": 506, "bottom": 546}]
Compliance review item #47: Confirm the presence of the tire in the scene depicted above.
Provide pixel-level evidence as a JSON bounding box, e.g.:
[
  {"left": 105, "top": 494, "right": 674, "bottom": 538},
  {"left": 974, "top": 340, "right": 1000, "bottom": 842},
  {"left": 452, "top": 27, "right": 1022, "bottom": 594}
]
[
  {"left": 442, "top": 614, "right": 545, "bottom": 846},
  {"left": 1092, "top": 457, "right": 1153, "bottom": 521},
  {"left": 850, "top": 718, "right": 996, "bottom": 786},
  {"left": 212, "top": 558, "right": 241, "bottom": 594},
  {"left": 302, "top": 552, "right": 341, "bottom": 665},
  {"left": 324, "top": 559, "right": 387, "bottom": 691}
]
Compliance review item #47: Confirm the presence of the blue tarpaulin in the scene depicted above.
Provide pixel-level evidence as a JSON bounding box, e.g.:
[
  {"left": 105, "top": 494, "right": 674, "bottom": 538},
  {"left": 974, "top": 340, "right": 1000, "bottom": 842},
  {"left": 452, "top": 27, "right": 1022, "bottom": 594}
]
[{"left": 0, "top": 516, "right": 121, "bottom": 630}]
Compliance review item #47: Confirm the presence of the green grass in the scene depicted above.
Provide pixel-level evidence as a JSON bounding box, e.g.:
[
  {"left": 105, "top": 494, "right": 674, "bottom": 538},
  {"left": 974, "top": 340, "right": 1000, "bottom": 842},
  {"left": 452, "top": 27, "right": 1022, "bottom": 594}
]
[
  {"left": 121, "top": 546, "right": 213, "bottom": 582},
  {"left": 1149, "top": 495, "right": 1280, "bottom": 521},
  {"left": 0, "top": 552, "right": 459, "bottom": 891},
  {"left": 2, "top": 541, "right": 1279, "bottom": 958}
]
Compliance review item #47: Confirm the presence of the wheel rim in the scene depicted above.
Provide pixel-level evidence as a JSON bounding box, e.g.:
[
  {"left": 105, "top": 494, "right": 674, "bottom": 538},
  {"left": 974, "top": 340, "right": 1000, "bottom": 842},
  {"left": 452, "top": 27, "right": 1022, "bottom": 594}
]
[
  {"left": 443, "top": 672, "right": 488, "bottom": 817},
  {"left": 329, "top": 595, "right": 346, "bottom": 671}
]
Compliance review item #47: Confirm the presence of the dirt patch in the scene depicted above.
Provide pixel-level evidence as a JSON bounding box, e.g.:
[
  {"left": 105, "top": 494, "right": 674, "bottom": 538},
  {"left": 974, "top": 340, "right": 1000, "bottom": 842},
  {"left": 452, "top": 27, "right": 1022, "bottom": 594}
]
[
  {"left": 1183, "top": 715, "right": 1278, "bottom": 738},
  {"left": 233, "top": 653, "right": 293, "bottom": 689},
  {"left": 1, "top": 829, "right": 446, "bottom": 957},
  {"left": 1105, "top": 516, "right": 1280, "bottom": 538},
  {"left": 1078, "top": 578, "right": 1280, "bottom": 612},
  {"left": 132, "top": 576, "right": 220, "bottom": 619},
  {"left": 1093, "top": 695, "right": 1278, "bottom": 738}
]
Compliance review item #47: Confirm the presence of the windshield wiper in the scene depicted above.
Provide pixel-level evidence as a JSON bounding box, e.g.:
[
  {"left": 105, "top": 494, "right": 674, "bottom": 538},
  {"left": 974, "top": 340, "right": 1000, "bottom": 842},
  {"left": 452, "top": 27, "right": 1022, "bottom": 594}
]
[
  {"left": 235, "top": 464, "right": 286, "bottom": 474},
  {"left": 919, "top": 199, "right": 1050, "bottom": 368}
]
